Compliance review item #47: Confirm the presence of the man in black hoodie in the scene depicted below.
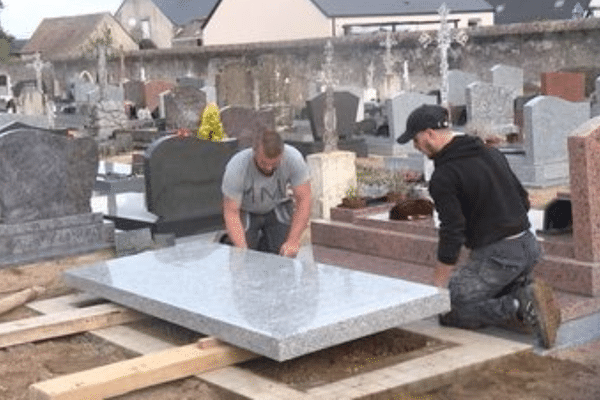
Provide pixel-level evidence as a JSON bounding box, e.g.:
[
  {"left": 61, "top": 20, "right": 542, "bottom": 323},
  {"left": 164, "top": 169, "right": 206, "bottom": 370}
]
[{"left": 397, "top": 104, "right": 561, "bottom": 348}]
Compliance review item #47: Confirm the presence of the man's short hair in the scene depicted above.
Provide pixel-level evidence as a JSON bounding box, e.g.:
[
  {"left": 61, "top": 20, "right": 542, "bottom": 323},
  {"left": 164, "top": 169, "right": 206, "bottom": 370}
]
[{"left": 253, "top": 127, "right": 283, "bottom": 159}]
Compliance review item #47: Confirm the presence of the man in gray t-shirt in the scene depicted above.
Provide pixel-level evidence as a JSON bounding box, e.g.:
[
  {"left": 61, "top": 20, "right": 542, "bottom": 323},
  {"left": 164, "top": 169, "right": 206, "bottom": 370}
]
[{"left": 222, "top": 129, "right": 311, "bottom": 257}]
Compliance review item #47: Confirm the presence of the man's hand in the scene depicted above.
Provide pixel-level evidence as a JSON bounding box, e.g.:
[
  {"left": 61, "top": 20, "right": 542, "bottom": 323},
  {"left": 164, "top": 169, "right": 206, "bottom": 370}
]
[
  {"left": 279, "top": 241, "right": 300, "bottom": 258},
  {"left": 434, "top": 262, "right": 455, "bottom": 288}
]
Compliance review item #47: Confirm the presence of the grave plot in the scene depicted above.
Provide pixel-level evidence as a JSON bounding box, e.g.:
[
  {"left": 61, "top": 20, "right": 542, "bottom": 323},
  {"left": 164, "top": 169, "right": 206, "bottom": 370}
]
[{"left": 11, "top": 277, "right": 531, "bottom": 399}]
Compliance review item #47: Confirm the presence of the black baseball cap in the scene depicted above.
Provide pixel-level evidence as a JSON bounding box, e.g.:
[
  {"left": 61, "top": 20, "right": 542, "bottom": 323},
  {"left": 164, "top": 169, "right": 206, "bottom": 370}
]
[{"left": 396, "top": 104, "right": 450, "bottom": 144}]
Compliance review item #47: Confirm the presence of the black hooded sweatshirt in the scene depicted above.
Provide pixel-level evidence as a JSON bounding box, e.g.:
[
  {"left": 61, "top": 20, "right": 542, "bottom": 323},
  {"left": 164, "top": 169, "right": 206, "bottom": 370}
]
[{"left": 429, "top": 134, "right": 531, "bottom": 265}]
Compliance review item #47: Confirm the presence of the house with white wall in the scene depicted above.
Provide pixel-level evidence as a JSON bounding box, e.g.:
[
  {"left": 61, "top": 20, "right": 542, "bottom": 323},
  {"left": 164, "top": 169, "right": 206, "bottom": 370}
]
[
  {"left": 202, "top": 0, "right": 494, "bottom": 46},
  {"left": 115, "top": 0, "right": 218, "bottom": 48}
]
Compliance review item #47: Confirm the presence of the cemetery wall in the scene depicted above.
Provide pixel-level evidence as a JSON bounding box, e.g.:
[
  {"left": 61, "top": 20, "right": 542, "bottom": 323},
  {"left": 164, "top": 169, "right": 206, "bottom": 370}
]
[{"left": 9, "top": 18, "right": 600, "bottom": 114}]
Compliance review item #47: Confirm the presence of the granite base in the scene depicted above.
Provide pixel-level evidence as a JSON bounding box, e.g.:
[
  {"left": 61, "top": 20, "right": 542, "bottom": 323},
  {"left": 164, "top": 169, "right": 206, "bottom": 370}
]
[{"left": 0, "top": 213, "right": 114, "bottom": 267}]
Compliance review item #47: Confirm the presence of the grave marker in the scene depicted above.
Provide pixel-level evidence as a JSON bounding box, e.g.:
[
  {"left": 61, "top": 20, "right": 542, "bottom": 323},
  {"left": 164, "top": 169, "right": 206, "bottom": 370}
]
[
  {"left": 163, "top": 85, "right": 207, "bottom": 131},
  {"left": 220, "top": 106, "right": 275, "bottom": 149},
  {"left": 541, "top": 72, "right": 585, "bottom": 102},
  {"left": 491, "top": 64, "right": 524, "bottom": 96}
]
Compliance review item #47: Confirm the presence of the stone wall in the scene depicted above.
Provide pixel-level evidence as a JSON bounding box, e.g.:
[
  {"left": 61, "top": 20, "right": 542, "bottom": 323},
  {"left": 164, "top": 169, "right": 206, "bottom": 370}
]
[{"left": 9, "top": 18, "right": 600, "bottom": 116}]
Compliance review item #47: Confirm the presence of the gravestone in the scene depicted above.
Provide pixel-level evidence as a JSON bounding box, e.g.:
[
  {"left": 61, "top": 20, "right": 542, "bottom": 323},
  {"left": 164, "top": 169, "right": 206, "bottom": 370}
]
[
  {"left": 505, "top": 96, "right": 589, "bottom": 187},
  {"left": 123, "top": 80, "right": 146, "bottom": 109},
  {"left": 220, "top": 106, "right": 275, "bottom": 149},
  {"left": 491, "top": 64, "right": 524, "bottom": 96},
  {"left": 541, "top": 72, "right": 585, "bottom": 102},
  {"left": 144, "top": 80, "right": 174, "bottom": 114},
  {"left": 0, "top": 129, "right": 113, "bottom": 266},
  {"left": 163, "top": 86, "right": 207, "bottom": 131},
  {"left": 176, "top": 76, "right": 203, "bottom": 89},
  {"left": 567, "top": 116, "right": 600, "bottom": 262},
  {"left": 201, "top": 85, "right": 217, "bottom": 104},
  {"left": 386, "top": 92, "right": 438, "bottom": 152},
  {"left": 306, "top": 90, "right": 359, "bottom": 140},
  {"left": 447, "top": 70, "right": 478, "bottom": 106},
  {"left": 144, "top": 135, "right": 238, "bottom": 236},
  {"left": 63, "top": 240, "right": 451, "bottom": 361},
  {"left": 19, "top": 86, "right": 45, "bottom": 116},
  {"left": 93, "top": 100, "right": 128, "bottom": 140},
  {"left": 466, "top": 81, "right": 519, "bottom": 135},
  {"left": 87, "top": 84, "right": 125, "bottom": 104},
  {"left": 70, "top": 77, "right": 97, "bottom": 103},
  {"left": 591, "top": 76, "right": 600, "bottom": 118}
]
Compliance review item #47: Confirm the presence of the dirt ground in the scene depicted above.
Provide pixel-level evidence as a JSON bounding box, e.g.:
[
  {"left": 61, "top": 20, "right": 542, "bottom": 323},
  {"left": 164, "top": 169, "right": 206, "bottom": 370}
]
[
  {"left": 0, "top": 155, "right": 595, "bottom": 399},
  {"left": 0, "top": 242, "right": 599, "bottom": 399}
]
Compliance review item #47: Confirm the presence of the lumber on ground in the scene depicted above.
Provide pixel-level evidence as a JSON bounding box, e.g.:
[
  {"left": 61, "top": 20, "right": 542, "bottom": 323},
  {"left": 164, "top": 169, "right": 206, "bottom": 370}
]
[
  {"left": 0, "top": 303, "right": 144, "bottom": 348},
  {"left": 0, "top": 286, "right": 45, "bottom": 315},
  {"left": 29, "top": 339, "right": 260, "bottom": 400}
]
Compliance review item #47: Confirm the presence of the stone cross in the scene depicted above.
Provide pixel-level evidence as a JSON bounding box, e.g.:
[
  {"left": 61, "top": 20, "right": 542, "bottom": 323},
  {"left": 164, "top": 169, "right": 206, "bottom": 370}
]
[
  {"left": 26, "top": 52, "right": 51, "bottom": 93},
  {"left": 419, "top": 3, "right": 468, "bottom": 108},
  {"left": 322, "top": 40, "right": 338, "bottom": 152},
  {"left": 403, "top": 60, "right": 411, "bottom": 92},
  {"left": 366, "top": 60, "right": 375, "bottom": 89},
  {"left": 572, "top": 2, "right": 586, "bottom": 19},
  {"left": 379, "top": 31, "right": 397, "bottom": 76}
]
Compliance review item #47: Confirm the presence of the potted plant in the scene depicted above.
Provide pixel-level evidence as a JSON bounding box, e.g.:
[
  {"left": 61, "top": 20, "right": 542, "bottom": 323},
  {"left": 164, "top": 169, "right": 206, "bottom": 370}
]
[{"left": 340, "top": 186, "right": 367, "bottom": 209}]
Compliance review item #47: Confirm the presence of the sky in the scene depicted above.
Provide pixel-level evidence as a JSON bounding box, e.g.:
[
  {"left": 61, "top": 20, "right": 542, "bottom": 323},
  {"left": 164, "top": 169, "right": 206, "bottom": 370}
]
[{"left": 1, "top": 0, "right": 124, "bottom": 40}]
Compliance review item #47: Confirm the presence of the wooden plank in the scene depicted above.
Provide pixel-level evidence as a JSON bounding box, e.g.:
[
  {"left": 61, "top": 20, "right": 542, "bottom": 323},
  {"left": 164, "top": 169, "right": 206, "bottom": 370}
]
[
  {"left": 29, "top": 341, "right": 260, "bottom": 400},
  {"left": 0, "top": 303, "right": 145, "bottom": 348},
  {"left": 27, "top": 293, "right": 103, "bottom": 314}
]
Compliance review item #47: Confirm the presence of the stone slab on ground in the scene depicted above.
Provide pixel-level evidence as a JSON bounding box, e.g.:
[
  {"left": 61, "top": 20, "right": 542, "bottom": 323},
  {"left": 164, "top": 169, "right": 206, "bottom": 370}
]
[{"left": 63, "top": 240, "right": 450, "bottom": 361}]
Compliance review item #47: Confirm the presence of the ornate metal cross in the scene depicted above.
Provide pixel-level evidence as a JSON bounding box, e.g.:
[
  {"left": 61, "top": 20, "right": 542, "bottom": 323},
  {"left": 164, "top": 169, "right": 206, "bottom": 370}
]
[{"left": 419, "top": 3, "right": 468, "bottom": 108}]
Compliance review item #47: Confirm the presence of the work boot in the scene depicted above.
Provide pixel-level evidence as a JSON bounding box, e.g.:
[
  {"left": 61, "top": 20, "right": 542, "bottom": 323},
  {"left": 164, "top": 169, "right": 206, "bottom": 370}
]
[{"left": 516, "top": 279, "right": 561, "bottom": 348}]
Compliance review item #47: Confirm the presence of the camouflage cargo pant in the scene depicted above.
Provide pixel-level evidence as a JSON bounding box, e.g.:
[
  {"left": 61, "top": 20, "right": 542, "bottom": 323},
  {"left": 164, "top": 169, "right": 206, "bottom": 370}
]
[{"left": 440, "top": 230, "right": 541, "bottom": 329}]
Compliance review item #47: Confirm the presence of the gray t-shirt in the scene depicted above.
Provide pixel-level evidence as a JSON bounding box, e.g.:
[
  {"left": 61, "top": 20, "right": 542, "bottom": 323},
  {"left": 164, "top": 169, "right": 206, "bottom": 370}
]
[{"left": 222, "top": 144, "right": 310, "bottom": 221}]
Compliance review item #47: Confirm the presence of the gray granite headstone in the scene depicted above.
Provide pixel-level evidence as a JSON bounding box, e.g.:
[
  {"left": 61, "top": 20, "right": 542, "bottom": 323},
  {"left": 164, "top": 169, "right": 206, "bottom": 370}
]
[
  {"left": 69, "top": 77, "right": 98, "bottom": 104},
  {"left": 306, "top": 90, "right": 359, "bottom": 140},
  {"left": 505, "top": 96, "right": 590, "bottom": 187},
  {"left": 0, "top": 129, "right": 97, "bottom": 223},
  {"left": 491, "top": 64, "right": 524, "bottom": 96},
  {"left": 0, "top": 129, "right": 113, "bottom": 266},
  {"left": 220, "top": 106, "right": 275, "bottom": 149},
  {"left": 592, "top": 76, "right": 600, "bottom": 118},
  {"left": 163, "top": 86, "right": 207, "bottom": 131},
  {"left": 176, "top": 76, "right": 204, "bottom": 89},
  {"left": 144, "top": 135, "right": 238, "bottom": 227},
  {"left": 448, "top": 70, "right": 478, "bottom": 106},
  {"left": 466, "top": 81, "right": 519, "bottom": 135},
  {"left": 63, "top": 240, "right": 450, "bottom": 361}
]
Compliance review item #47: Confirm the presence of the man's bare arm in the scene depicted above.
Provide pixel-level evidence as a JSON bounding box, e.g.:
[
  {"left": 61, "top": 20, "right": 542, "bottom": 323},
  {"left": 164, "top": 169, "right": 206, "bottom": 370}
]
[
  {"left": 280, "top": 181, "right": 311, "bottom": 257},
  {"left": 223, "top": 196, "right": 247, "bottom": 249}
]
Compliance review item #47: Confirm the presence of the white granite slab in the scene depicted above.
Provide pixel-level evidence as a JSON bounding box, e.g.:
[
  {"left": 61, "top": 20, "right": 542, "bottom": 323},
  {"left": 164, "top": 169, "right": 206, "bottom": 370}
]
[{"left": 63, "top": 240, "right": 450, "bottom": 361}]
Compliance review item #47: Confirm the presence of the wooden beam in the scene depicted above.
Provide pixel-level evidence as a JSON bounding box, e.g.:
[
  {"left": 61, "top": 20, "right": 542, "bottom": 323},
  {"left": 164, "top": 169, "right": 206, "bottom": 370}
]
[
  {"left": 0, "top": 286, "right": 45, "bottom": 315},
  {"left": 29, "top": 341, "right": 260, "bottom": 400},
  {"left": 0, "top": 303, "right": 144, "bottom": 348}
]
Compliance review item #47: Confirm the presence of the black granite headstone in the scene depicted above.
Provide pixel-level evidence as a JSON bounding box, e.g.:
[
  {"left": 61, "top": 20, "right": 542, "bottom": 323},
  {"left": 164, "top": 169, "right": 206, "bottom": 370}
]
[
  {"left": 306, "top": 90, "right": 359, "bottom": 141},
  {"left": 144, "top": 135, "right": 238, "bottom": 236}
]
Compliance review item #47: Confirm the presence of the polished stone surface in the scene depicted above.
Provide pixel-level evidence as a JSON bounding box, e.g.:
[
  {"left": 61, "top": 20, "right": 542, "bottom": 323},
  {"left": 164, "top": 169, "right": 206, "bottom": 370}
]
[{"left": 64, "top": 241, "right": 450, "bottom": 361}]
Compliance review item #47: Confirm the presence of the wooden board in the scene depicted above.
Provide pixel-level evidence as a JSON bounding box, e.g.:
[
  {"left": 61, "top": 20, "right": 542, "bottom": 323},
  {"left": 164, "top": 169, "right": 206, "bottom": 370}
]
[
  {"left": 0, "top": 303, "right": 144, "bottom": 348},
  {"left": 29, "top": 340, "right": 259, "bottom": 400}
]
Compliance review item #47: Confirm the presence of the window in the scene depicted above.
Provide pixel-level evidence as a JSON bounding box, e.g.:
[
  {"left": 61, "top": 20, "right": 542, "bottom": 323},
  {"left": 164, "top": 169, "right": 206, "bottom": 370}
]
[
  {"left": 141, "top": 19, "right": 150, "bottom": 39},
  {"left": 0, "top": 75, "right": 7, "bottom": 86}
]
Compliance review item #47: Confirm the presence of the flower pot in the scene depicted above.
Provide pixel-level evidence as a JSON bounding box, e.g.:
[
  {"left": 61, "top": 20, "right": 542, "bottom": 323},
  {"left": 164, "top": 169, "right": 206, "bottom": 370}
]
[{"left": 341, "top": 197, "right": 367, "bottom": 209}]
